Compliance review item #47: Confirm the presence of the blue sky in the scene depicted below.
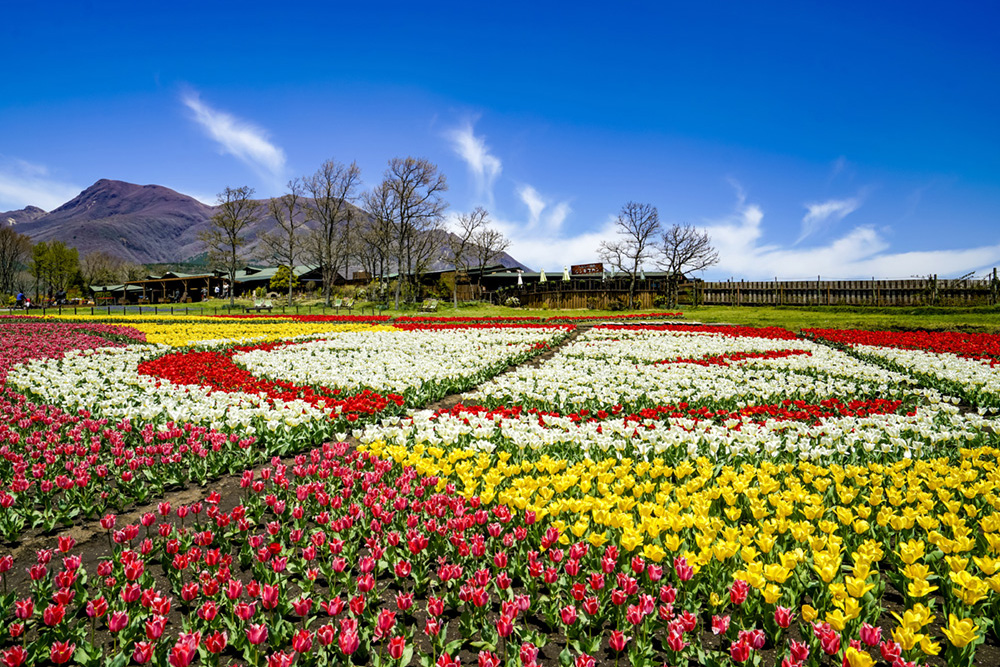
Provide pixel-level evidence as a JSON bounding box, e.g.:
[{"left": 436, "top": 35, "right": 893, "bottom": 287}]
[{"left": 2, "top": 1, "right": 998, "bottom": 278}]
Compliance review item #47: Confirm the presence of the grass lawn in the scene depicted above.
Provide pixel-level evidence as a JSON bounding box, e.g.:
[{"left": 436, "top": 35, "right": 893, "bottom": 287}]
[{"left": 11, "top": 298, "right": 1000, "bottom": 331}]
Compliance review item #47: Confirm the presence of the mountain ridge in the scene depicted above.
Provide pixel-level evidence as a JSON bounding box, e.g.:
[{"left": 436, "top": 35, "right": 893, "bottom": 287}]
[{"left": 3, "top": 179, "right": 530, "bottom": 272}]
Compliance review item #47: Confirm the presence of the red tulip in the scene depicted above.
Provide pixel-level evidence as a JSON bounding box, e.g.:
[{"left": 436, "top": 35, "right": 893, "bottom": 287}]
[
  {"left": 49, "top": 642, "right": 75, "bottom": 665},
  {"left": 730, "top": 639, "right": 751, "bottom": 662},
  {"left": 132, "top": 641, "right": 155, "bottom": 665},
  {"left": 43, "top": 603, "right": 66, "bottom": 626},
  {"left": 774, "top": 606, "right": 794, "bottom": 629},
  {"left": 478, "top": 651, "right": 501, "bottom": 667},
  {"left": 338, "top": 628, "right": 359, "bottom": 655},
  {"left": 712, "top": 614, "right": 731, "bottom": 635},
  {"left": 375, "top": 609, "right": 397, "bottom": 640},
  {"left": 388, "top": 636, "right": 406, "bottom": 660},
  {"left": 316, "top": 624, "right": 336, "bottom": 646},
  {"left": 204, "top": 631, "right": 228, "bottom": 654},
  {"left": 168, "top": 632, "right": 200, "bottom": 667},
  {"left": 496, "top": 615, "right": 514, "bottom": 638},
  {"left": 291, "top": 628, "right": 313, "bottom": 653},
  {"left": 13, "top": 599, "right": 32, "bottom": 620},
  {"left": 730, "top": 579, "right": 750, "bottom": 605},
  {"left": 246, "top": 624, "right": 268, "bottom": 645},
  {"left": 108, "top": 610, "right": 129, "bottom": 633},
  {"left": 859, "top": 623, "right": 882, "bottom": 647},
  {"left": 260, "top": 583, "right": 280, "bottom": 610},
  {"left": 560, "top": 604, "right": 578, "bottom": 626},
  {"left": 2, "top": 646, "right": 27, "bottom": 667},
  {"left": 790, "top": 640, "right": 810, "bottom": 663},
  {"left": 609, "top": 630, "right": 629, "bottom": 652}
]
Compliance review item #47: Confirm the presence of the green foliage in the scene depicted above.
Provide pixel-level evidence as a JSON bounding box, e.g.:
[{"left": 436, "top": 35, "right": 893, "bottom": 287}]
[
  {"left": 29, "top": 240, "right": 80, "bottom": 297},
  {"left": 269, "top": 265, "right": 299, "bottom": 291}
]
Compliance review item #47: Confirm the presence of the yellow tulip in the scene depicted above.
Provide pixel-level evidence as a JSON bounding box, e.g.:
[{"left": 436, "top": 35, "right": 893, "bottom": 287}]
[
  {"left": 844, "top": 647, "right": 874, "bottom": 667},
  {"left": 942, "top": 614, "right": 979, "bottom": 648}
]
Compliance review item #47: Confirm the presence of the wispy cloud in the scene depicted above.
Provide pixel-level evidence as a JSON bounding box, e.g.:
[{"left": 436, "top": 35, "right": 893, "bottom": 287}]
[
  {"left": 798, "top": 196, "right": 861, "bottom": 242},
  {"left": 516, "top": 184, "right": 571, "bottom": 231},
  {"left": 444, "top": 119, "right": 502, "bottom": 204},
  {"left": 0, "top": 157, "right": 81, "bottom": 211},
  {"left": 705, "top": 183, "right": 1000, "bottom": 279},
  {"left": 182, "top": 91, "right": 287, "bottom": 185}
]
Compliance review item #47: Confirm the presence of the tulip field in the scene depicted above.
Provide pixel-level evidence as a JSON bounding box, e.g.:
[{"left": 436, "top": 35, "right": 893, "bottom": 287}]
[{"left": 1, "top": 315, "right": 999, "bottom": 667}]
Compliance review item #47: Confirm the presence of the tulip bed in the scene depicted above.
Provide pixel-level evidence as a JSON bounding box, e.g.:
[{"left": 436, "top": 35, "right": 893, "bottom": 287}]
[
  {"left": 804, "top": 329, "right": 1000, "bottom": 411},
  {"left": 2, "top": 318, "right": 1000, "bottom": 667}
]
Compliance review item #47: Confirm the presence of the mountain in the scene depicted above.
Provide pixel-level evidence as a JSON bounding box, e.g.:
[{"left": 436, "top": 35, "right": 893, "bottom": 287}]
[
  {"left": 1, "top": 205, "right": 47, "bottom": 226},
  {"left": 12, "top": 179, "right": 531, "bottom": 271},
  {"left": 14, "top": 180, "right": 215, "bottom": 264}
]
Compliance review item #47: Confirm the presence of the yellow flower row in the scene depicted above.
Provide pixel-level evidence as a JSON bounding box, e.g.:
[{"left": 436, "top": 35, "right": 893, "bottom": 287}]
[{"left": 130, "top": 320, "right": 394, "bottom": 346}]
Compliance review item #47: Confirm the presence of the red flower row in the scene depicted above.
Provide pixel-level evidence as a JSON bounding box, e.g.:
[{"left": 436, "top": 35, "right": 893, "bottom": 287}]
[
  {"left": 429, "top": 395, "right": 907, "bottom": 428},
  {"left": 137, "top": 347, "right": 403, "bottom": 420},
  {"left": 596, "top": 324, "right": 801, "bottom": 340},
  {"left": 805, "top": 328, "right": 1000, "bottom": 362},
  {"left": 652, "top": 349, "right": 812, "bottom": 367}
]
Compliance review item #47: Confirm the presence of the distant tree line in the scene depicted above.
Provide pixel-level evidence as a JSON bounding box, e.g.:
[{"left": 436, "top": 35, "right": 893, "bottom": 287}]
[
  {"left": 202, "top": 156, "right": 512, "bottom": 309},
  {"left": 0, "top": 225, "right": 146, "bottom": 305}
]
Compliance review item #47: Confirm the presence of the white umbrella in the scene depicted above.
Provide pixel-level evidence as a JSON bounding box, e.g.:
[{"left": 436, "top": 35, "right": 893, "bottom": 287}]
[
  {"left": 539, "top": 270, "right": 547, "bottom": 283},
  {"left": 562, "top": 266, "right": 571, "bottom": 282},
  {"left": 517, "top": 271, "right": 523, "bottom": 286},
  {"left": 640, "top": 269, "right": 646, "bottom": 280}
]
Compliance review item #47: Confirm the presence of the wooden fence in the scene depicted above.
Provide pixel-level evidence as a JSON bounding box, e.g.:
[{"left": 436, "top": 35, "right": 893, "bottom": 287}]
[
  {"left": 499, "top": 271, "right": 1000, "bottom": 308},
  {"left": 697, "top": 274, "right": 999, "bottom": 307}
]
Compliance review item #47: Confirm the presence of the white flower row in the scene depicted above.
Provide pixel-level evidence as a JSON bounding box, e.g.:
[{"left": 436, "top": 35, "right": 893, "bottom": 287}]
[
  {"left": 359, "top": 401, "right": 990, "bottom": 463},
  {"left": 6, "top": 346, "right": 329, "bottom": 435},
  {"left": 463, "top": 328, "right": 933, "bottom": 411},
  {"left": 233, "top": 327, "right": 566, "bottom": 396},
  {"left": 852, "top": 344, "right": 1000, "bottom": 408}
]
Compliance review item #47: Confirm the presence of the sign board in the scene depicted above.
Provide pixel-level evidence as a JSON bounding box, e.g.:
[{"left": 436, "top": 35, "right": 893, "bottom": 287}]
[{"left": 571, "top": 262, "right": 604, "bottom": 275}]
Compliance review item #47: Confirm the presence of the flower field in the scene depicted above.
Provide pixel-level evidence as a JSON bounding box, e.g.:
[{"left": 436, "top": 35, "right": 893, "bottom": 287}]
[
  {"left": 805, "top": 330, "right": 1000, "bottom": 410},
  {"left": 1, "top": 316, "right": 999, "bottom": 666}
]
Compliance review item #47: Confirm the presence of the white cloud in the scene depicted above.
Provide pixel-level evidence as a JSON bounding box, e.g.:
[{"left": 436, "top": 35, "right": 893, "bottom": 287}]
[
  {"left": 490, "top": 214, "right": 617, "bottom": 272},
  {"left": 517, "top": 185, "right": 546, "bottom": 226},
  {"left": 182, "top": 91, "right": 286, "bottom": 185},
  {"left": 516, "top": 184, "right": 570, "bottom": 232},
  {"left": 798, "top": 197, "right": 861, "bottom": 242},
  {"left": 0, "top": 157, "right": 81, "bottom": 211},
  {"left": 705, "top": 184, "right": 1000, "bottom": 279},
  {"left": 445, "top": 120, "right": 502, "bottom": 204}
]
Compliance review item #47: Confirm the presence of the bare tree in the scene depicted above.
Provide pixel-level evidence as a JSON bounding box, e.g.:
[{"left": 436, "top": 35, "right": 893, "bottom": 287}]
[
  {"left": 358, "top": 184, "right": 396, "bottom": 293},
  {"left": 371, "top": 157, "right": 448, "bottom": 309},
  {"left": 656, "top": 223, "right": 719, "bottom": 306},
  {"left": 0, "top": 225, "right": 32, "bottom": 297},
  {"left": 598, "top": 202, "right": 661, "bottom": 308},
  {"left": 80, "top": 250, "right": 136, "bottom": 289},
  {"left": 304, "top": 160, "right": 362, "bottom": 306},
  {"left": 446, "top": 207, "right": 490, "bottom": 308},
  {"left": 262, "top": 178, "right": 306, "bottom": 306},
  {"left": 471, "top": 225, "right": 511, "bottom": 291},
  {"left": 199, "top": 186, "right": 261, "bottom": 307}
]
